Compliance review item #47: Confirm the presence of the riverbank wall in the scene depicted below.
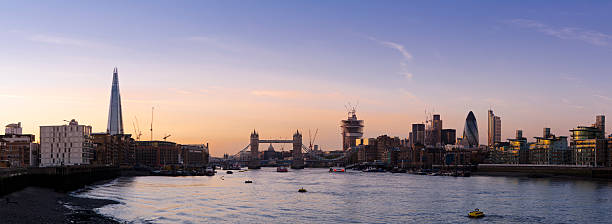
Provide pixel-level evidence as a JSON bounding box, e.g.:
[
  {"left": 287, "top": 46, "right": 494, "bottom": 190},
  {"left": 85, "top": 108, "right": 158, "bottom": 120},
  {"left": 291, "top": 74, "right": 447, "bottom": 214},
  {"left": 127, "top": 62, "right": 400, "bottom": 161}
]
[
  {"left": 476, "top": 164, "right": 612, "bottom": 179},
  {"left": 0, "top": 166, "right": 125, "bottom": 197}
]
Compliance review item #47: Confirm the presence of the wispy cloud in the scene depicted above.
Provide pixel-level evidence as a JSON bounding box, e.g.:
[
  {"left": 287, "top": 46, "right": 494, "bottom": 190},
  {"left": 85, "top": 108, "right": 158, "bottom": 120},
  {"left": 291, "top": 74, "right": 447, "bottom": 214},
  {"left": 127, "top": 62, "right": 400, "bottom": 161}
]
[
  {"left": 507, "top": 19, "right": 612, "bottom": 46},
  {"left": 370, "top": 38, "right": 413, "bottom": 60},
  {"left": 560, "top": 98, "right": 585, "bottom": 109},
  {"left": 594, "top": 94, "right": 612, "bottom": 101},
  {"left": 27, "top": 34, "right": 110, "bottom": 49},
  {"left": 560, "top": 74, "right": 579, "bottom": 81},
  {"left": 398, "top": 89, "right": 417, "bottom": 100},
  {"left": 368, "top": 37, "right": 414, "bottom": 79}
]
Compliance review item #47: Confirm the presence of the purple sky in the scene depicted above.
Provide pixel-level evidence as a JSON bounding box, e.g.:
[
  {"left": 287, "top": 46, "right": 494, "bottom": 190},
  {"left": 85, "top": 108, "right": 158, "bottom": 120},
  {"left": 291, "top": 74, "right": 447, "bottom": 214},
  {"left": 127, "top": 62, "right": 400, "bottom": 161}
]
[{"left": 1, "top": 1, "right": 611, "bottom": 155}]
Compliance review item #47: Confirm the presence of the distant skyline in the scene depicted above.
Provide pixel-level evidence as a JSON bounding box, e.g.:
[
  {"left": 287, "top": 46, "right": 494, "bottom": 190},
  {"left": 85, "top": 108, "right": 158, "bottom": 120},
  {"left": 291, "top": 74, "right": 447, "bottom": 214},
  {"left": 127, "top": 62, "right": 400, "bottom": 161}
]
[{"left": 1, "top": 1, "right": 612, "bottom": 156}]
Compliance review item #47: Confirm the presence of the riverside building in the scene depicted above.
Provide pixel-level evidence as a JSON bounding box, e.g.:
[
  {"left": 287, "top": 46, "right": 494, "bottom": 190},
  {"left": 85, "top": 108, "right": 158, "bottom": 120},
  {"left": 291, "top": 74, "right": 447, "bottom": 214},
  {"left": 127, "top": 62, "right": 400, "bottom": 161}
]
[
  {"left": 135, "top": 141, "right": 180, "bottom": 168},
  {"left": 0, "top": 122, "right": 36, "bottom": 168},
  {"left": 92, "top": 133, "right": 135, "bottom": 166},
  {"left": 530, "top": 128, "right": 570, "bottom": 165},
  {"left": 508, "top": 130, "right": 530, "bottom": 164},
  {"left": 570, "top": 115, "right": 608, "bottom": 167},
  {"left": 180, "top": 144, "right": 210, "bottom": 167},
  {"left": 40, "top": 119, "right": 94, "bottom": 167}
]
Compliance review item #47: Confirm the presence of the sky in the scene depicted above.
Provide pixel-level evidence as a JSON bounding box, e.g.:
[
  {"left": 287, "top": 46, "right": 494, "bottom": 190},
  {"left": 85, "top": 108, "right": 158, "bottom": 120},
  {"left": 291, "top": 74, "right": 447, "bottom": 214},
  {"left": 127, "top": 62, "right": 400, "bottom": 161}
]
[{"left": 1, "top": 1, "right": 612, "bottom": 156}]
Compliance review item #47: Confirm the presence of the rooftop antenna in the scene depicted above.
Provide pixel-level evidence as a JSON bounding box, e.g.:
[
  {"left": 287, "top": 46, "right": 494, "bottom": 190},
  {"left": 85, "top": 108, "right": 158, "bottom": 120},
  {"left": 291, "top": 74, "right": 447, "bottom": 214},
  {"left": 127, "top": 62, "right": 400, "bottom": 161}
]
[{"left": 150, "top": 107, "right": 154, "bottom": 141}]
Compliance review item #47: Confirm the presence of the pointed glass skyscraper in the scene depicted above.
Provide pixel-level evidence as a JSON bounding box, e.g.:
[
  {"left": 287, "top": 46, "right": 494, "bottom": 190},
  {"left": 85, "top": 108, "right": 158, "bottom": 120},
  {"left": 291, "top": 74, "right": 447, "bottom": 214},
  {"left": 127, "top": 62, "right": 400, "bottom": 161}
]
[
  {"left": 107, "top": 67, "right": 124, "bottom": 135},
  {"left": 462, "top": 111, "right": 479, "bottom": 147}
]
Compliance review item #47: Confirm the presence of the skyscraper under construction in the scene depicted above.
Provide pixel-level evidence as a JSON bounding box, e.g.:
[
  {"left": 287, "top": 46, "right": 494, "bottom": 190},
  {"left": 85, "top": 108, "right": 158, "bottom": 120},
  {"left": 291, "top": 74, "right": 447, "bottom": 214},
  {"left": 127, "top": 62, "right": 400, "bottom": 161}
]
[{"left": 341, "top": 108, "right": 364, "bottom": 151}]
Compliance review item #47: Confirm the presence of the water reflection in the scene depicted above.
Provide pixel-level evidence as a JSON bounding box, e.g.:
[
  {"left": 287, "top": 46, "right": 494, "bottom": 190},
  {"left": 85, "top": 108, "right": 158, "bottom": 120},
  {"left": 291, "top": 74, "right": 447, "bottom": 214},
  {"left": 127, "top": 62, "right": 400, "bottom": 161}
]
[{"left": 76, "top": 168, "right": 612, "bottom": 224}]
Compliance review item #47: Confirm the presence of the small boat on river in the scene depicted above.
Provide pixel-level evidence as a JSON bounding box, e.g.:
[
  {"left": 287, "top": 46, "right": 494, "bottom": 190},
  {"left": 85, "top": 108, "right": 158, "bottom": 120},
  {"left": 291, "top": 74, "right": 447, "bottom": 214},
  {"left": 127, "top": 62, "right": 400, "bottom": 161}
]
[
  {"left": 329, "top": 167, "right": 345, "bottom": 172},
  {"left": 277, "top": 166, "right": 288, "bottom": 172},
  {"left": 468, "top": 208, "right": 484, "bottom": 218}
]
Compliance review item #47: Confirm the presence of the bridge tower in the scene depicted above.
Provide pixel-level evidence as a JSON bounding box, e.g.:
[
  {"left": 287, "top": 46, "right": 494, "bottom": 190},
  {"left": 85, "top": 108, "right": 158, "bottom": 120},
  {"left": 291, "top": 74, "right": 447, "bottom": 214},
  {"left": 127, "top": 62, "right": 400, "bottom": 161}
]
[
  {"left": 291, "top": 130, "right": 304, "bottom": 169},
  {"left": 249, "top": 130, "right": 260, "bottom": 169}
]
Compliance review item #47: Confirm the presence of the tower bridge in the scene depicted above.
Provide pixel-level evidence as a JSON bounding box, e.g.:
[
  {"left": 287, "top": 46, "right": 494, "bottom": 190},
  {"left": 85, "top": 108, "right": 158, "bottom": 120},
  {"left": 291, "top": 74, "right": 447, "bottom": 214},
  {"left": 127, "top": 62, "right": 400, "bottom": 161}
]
[
  {"left": 249, "top": 130, "right": 304, "bottom": 169},
  {"left": 225, "top": 130, "right": 347, "bottom": 169}
]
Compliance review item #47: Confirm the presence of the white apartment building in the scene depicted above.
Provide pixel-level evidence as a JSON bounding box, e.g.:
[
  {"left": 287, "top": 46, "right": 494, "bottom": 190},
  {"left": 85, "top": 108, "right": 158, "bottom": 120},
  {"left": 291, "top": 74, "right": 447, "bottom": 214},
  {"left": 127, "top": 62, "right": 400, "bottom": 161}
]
[{"left": 40, "top": 119, "right": 93, "bottom": 167}]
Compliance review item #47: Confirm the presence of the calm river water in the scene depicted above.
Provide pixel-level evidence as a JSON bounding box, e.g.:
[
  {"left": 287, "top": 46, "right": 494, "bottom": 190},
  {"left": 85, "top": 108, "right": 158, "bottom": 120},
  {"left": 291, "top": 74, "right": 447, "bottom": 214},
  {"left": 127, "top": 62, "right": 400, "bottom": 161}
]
[{"left": 74, "top": 168, "right": 612, "bottom": 223}]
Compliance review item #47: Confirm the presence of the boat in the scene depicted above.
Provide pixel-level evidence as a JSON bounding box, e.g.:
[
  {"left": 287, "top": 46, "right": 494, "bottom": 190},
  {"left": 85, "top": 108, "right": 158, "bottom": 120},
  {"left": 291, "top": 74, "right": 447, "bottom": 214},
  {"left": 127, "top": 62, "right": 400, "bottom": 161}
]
[
  {"left": 226, "top": 171, "right": 233, "bottom": 174},
  {"left": 329, "top": 167, "right": 345, "bottom": 172},
  {"left": 245, "top": 180, "right": 253, "bottom": 183},
  {"left": 298, "top": 188, "right": 307, "bottom": 193},
  {"left": 224, "top": 164, "right": 242, "bottom": 170},
  {"left": 390, "top": 168, "right": 406, "bottom": 173},
  {"left": 363, "top": 167, "right": 385, "bottom": 172},
  {"left": 277, "top": 166, "right": 288, "bottom": 172},
  {"left": 205, "top": 167, "right": 215, "bottom": 176},
  {"left": 468, "top": 208, "right": 485, "bottom": 218}
]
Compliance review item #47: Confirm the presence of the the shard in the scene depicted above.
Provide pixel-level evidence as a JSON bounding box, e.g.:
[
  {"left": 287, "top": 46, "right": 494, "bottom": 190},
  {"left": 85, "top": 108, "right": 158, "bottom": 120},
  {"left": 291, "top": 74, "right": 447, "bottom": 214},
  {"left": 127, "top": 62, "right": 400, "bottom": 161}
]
[
  {"left": 107, "top": 67, "right": 124, "bottom": 135},
  {"left": 462, "top": 111, "right": 479, "bottom": 147}
]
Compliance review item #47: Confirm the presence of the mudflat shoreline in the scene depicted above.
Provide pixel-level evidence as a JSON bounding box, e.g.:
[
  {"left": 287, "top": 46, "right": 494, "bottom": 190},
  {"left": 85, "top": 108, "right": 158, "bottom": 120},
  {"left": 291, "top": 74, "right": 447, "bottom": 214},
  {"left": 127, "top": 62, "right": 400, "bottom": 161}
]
[{"left": 0, "top": 187, "right": 120, "bottom": 224}]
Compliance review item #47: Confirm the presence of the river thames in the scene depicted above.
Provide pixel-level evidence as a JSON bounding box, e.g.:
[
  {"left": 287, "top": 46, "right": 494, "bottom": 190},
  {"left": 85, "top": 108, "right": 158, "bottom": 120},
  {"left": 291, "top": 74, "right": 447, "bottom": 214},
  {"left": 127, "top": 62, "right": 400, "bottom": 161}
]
[{"left": 74, "top": 168, "right": 612, "bottom": 223}]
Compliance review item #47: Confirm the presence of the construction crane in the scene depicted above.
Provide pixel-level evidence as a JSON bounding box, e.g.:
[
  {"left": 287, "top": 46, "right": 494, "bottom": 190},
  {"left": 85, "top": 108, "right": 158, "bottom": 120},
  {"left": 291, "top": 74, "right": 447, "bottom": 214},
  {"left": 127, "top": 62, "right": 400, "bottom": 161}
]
[
  {"left": 150, "top": 107, "right": 154, "bottom": 141},
  {"left": 163, "top": 134, "right": 171, "bottom": 141},
  {"left": 132, "top": 116, "right": 142, "bottom": 140},
  {"left": 309, "top": 128, "right": 319, "bottom": 151},
  {"left": 132, "top": 121, "right": 138, "bottom": 139}
]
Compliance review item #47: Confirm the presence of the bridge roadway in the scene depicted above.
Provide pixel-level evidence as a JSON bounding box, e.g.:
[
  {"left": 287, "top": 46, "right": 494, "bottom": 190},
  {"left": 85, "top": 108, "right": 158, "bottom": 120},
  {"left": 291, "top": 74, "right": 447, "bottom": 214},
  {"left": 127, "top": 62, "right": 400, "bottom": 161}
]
[{"left": 258, "top": 139, "right": 294, "bottom": 144}]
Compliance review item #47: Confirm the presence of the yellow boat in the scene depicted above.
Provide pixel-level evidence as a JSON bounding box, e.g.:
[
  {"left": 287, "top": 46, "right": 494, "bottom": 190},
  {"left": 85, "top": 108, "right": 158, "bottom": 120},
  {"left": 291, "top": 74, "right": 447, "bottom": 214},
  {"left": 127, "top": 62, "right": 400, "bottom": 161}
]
[
  {"left": 298, "top": 188, "right": 307, "bottom": 193},
  {"left": 468, "top": 208, "right": 484, "bottom": 218}
]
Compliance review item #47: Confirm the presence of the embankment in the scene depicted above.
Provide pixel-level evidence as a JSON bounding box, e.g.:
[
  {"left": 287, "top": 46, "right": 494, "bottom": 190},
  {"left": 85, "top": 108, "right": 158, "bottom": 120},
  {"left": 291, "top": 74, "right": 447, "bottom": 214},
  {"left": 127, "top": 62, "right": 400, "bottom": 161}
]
[
  {"left": 0, "top": 166, "right": 123, "bottom": 197},
  {"left": 476, "top": 164, "right": 612, "bottom": 179}
]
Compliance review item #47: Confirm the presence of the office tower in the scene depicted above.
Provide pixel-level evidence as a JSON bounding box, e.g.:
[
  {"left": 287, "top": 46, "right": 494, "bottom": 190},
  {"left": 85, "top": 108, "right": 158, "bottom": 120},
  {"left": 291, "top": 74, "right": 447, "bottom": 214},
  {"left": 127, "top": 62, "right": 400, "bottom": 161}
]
[
  {"left": 410, "top": 123, "right": 425, "bottom": 147},
  {"left": 488, "top": 109, "right": 501, "bottom": 146},
  {"left": 462, "top": 111, "right": 479, "bottom": 147},
  {"left": 107, "top": 67, "right": 124, "bottom": 135}
]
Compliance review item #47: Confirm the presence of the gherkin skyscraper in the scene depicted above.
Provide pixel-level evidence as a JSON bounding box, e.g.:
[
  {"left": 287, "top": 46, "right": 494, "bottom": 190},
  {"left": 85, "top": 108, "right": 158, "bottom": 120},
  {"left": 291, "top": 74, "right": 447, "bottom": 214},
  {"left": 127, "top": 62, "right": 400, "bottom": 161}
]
[
  {"left": 107, "top": 67, "right": 124, "bottom": 135},
  {"left": 462, "top": 111, "right": 479, "bottom": 147}
]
